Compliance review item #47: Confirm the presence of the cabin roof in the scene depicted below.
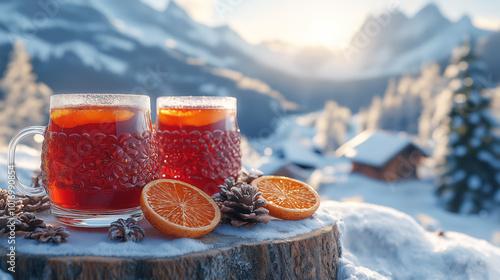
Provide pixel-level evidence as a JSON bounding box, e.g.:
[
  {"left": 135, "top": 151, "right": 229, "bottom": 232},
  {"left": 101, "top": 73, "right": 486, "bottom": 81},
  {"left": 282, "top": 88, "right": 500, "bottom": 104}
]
[{"left": 336, "top": 130, "right": 426, "bottom": 168}]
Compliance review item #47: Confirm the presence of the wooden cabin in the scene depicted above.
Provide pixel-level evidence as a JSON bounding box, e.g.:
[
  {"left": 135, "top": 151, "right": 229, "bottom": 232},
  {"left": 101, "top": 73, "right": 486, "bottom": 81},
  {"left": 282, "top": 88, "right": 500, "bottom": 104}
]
[
  {"left": 256, "top": 157, "right": 309, "bottom": 182},
  {"left": 336, "top": 131, "right": 427, "bottom": 182}
]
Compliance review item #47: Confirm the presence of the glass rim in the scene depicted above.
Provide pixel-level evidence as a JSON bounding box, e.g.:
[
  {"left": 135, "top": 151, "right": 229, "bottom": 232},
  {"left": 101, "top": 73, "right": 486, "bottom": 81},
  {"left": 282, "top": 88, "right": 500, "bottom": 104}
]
[
  {"left": 50, "top": 93, "right": 150, "bottom": 110},
  {"left": 156, "top": 96, "right": 236, "bottom": 109}
]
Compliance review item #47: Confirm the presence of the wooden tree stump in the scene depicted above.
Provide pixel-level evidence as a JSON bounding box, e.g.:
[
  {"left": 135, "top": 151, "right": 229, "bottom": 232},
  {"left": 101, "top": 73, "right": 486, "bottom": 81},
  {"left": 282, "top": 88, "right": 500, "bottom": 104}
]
[{"left": 1, "top": 223, "right": 340, "bottom": 280}]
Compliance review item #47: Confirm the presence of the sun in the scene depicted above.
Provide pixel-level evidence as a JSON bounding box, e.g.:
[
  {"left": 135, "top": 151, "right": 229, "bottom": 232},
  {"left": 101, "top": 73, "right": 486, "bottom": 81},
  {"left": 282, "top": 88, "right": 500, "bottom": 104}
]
[
  {"left": 229, "top": 3, "right": 357, "bottom": 51},
  {"left": 301, "top": 16, "right": 345, "bottom": 49},
  {"left": 312, "top": 18, "right": 335, "bottom": 42}
]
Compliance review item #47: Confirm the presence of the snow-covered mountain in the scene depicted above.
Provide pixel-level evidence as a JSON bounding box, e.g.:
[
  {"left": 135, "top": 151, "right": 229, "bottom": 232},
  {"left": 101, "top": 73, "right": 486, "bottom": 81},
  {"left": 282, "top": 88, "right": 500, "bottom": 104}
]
[
  {"left": 478, "top": 30, "right": 500, "bottom": 81},
  {"left": 0, "top": 0, "right": 497, "bottom": 131},
  {"left": 336, "top": 3, "right": 492, "bottom": 78},
  {"left": 0, "top": 0, "right": 301, "bottom": 136}
]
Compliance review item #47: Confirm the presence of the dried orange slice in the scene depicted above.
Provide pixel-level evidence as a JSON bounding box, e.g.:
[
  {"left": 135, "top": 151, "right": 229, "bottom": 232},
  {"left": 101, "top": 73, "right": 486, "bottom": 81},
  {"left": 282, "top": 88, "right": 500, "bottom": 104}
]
[
  {"left": 51, "top": 107, "right": 135, "bottom": 128},
  {"left": 158, "top": 108, "right": 231, "bottom": 127},
  {"left": 140, "top": 179, "right": 221, "bottom": 239},
  {"left": 252, "top": 176, "right": 320, "bottom": 220}
]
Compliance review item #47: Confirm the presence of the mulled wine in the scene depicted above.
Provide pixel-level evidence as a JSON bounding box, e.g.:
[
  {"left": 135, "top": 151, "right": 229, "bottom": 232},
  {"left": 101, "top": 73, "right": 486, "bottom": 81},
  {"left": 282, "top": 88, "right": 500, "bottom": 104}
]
[
  {"left": 157, "top": 97, "right": 241, "bottom": 196},
  {"left": 42, "top": 106, "right": 158, "bottom": 210}
]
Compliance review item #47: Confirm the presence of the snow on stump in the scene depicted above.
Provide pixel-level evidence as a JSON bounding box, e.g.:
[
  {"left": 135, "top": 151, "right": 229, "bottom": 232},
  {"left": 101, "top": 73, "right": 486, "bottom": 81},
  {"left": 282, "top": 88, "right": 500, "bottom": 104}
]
[{"left": 0, "top": 211, "right": 340, "bottom": 280}]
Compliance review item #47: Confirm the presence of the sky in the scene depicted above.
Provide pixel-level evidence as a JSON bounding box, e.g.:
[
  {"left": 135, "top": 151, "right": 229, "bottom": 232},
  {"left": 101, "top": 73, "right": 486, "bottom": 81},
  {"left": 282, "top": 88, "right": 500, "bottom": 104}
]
[{"left": 142, "top": 0, "right": 500, "bottom": 50}]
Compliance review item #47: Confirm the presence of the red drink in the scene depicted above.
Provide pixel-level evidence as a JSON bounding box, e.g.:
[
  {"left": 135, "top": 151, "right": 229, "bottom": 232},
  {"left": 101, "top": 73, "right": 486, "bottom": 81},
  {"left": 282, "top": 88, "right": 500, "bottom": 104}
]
[
  {"left": 41, "top": 106, "right": 159, "bottom": 211},
  {"left": 157, "top": 98, "right": 241, "bottom": 196}
]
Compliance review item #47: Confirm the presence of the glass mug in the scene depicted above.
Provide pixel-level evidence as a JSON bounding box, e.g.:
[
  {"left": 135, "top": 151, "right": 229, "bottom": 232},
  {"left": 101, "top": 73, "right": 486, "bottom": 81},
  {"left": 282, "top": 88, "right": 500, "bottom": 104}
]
[
  {"left": 156, "top": 96, "right": 241, "bottom": 196},
  {"left": 8, "top": 94, "right": 159, "bottom": 227}
]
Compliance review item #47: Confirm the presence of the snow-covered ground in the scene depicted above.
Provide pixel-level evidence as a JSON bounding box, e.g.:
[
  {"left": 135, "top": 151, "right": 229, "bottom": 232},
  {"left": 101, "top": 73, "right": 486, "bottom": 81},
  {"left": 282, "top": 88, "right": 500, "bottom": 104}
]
[
  {"left": 320, "top": 170, "right": 500, "bottom": 246},
  {"left": 0, "top": 203, "right": 336, "bottom": 258},
  {"left": 1, "top": 144, "right": 500, "bottom": 279},
  {"left": 245, "top": 114, "right": 500, "bottom": 247},
  {"left": 335, "top": 201, "right": 500, "bottom": 279}
]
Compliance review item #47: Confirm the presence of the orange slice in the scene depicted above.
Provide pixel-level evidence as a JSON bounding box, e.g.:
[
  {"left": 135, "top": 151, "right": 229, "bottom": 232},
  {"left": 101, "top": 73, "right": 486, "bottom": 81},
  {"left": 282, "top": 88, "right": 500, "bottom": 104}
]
[
  {"left": 140, "top": 179, "right": 221, "bottom": 239},
  {"left": 158, "top": 108, "right": 231, "bottom": 127},
  {"left": 252, "top": 176, "right": 320, "bottom": 220},
  {"left": 51, "top": 107, "right": 135, "bottom": 128}
]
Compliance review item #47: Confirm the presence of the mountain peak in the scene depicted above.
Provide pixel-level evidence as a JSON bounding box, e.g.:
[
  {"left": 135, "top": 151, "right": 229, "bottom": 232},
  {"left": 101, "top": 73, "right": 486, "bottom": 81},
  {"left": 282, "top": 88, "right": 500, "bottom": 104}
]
[
  {"left": 214, "top": 25, "right": 232, "bottom": 32},
  {"left": 414, "top": 3, "right": 443, "bottom": 19},
  {"left": 457, "top": 14, "right": 472, "bottom": 25},
  {"left": 164, "top": 0, "right": 189, "bottom": 17}
]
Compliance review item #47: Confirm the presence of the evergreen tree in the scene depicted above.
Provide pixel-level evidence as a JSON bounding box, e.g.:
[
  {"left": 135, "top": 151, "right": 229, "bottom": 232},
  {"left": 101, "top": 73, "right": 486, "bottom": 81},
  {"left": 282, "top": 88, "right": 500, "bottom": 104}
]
[
  {"left": 365, "top": 95, "right": 382, "bottom": 131},
  {"left": 436, "top": 40, "right": 500, "bottom": 214},
  {"left": 362, "top": 63, "right": 445, "bottom": 135},
  {"left": 0, "top": 41, "right": 52, "bottom": 145},
  {"left": 314, "top": 100, "right": 351, "bottom": 155}
]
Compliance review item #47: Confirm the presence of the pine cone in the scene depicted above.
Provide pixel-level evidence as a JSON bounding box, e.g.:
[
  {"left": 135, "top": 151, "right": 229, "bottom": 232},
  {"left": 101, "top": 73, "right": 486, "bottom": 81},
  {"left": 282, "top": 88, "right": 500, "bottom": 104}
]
[
  {"left": 0, "top": 216, "right": 9, "bottom": 234},
  {"left": 12, "top": 172, "right": 50, "bottom": 213},
  {"left": 212, "top": 178, "right": 270, "bottom": 228},
  {"left": 32, "top": 171, "right": 42, "bottom": 189},
  {"left": 0, "top": 212, "right": 46, "bottom": 234},
  {"left": 238, "top": 168, "right": 264, "bottom": 185},
  {"left": 25, "top": 226, "right": 70, "bottom": 244},
  {"left": 108, "top": 218, "right": 145, "bottom": 242},
  {"left": 0, "top": 190, "right": 23, "bottom": 216},
  {"left": 18, "top": 194, "right": 50, "bottom": 212}
]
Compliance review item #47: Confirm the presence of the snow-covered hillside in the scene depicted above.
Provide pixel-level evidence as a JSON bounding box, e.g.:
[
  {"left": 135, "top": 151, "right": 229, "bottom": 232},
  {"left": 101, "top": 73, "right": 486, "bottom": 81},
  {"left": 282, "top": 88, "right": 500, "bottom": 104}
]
[
  {"left": 0, "top": 0, "right": 298, "bottom": 77},
  {"left": 0, "top": 0, "right": 299, "bottom": 137}
]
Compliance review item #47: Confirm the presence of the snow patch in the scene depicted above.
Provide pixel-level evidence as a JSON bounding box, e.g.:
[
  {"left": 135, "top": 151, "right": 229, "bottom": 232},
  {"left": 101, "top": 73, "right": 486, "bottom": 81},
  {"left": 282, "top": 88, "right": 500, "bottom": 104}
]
[
  {"left": 335, "top": 201, "right": 500, "bottom": 279},
  {"left": 214, "top": 205, "right": 337, "bottom": 240},
  {"left": 25, "top": 38, "right": 128, "bottom": 74},
  {"left": 468, "top": 175, "right": 481, "bottom": 190},
  {"left": 454, "top": 145, "right": 467, "bottom": 156}
]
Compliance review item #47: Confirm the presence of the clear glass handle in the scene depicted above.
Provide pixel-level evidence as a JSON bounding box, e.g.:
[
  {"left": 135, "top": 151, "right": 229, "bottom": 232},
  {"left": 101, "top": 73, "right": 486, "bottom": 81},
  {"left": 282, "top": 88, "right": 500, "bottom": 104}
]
[{"left": 7, "top": 126, "right": 46, "bottom": 196}]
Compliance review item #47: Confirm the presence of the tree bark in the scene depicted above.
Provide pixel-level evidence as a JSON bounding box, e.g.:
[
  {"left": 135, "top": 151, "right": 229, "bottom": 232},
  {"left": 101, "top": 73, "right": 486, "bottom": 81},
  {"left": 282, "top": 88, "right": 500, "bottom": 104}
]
[{"left": 1, "top": 223, "right": 340, "bottom": 280}]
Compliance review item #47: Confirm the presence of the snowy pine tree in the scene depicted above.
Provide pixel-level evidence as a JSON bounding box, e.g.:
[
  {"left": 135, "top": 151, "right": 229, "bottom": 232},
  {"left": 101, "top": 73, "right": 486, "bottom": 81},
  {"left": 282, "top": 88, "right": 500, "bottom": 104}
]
[
  {"left": 418, "top": 64, "right": 449, "bottom": 141},
  {"left": 364, "top": 95, "right": 382, "bottom": 131},
  {"left": 361, "top": 63, "right": 445, "bottom": 135},
  {"left": 436, "top": 41, "right": 500, "bottom": 214},
  {"left": 314, "top": 100, "right": 351, "bottom": 155},
  {"left": 0, "top": 41, "right": 52, "bottom": 145}
]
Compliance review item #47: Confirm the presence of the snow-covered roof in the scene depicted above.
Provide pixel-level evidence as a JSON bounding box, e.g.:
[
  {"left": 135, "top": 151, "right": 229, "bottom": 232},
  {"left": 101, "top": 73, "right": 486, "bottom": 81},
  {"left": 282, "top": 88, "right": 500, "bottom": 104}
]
[
  {"left": 281, "top": 138, "right": 321, "bottom": 168},
  {"left": 336, "top": 130, "right": 424, "bottom": 167}
]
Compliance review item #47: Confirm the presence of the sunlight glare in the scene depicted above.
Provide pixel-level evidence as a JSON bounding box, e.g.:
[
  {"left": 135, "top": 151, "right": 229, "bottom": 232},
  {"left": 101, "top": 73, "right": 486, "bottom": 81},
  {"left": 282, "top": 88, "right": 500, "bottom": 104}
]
[
  {"left": 297, "top": 12, "right": 353, "bottom": 50},
  {"left": 310, "top": 17, "right": 336, "bottom": 46},
  {"left": 312, "top": 19, "right": 335, "bottom": 42}
]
